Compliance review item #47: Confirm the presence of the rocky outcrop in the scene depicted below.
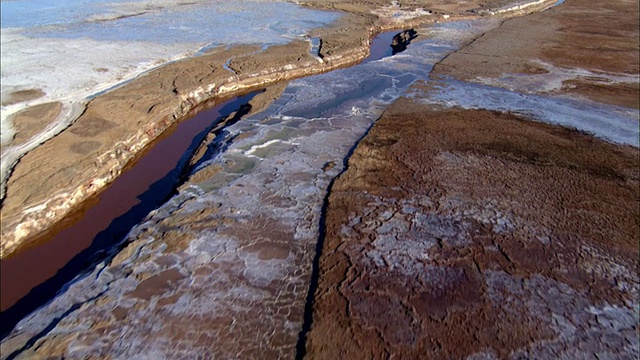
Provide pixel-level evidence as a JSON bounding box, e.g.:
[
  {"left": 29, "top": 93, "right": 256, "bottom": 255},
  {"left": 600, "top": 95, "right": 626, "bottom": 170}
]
[{"left": 390, "top": 29, "right": 418, "bottom": 54}]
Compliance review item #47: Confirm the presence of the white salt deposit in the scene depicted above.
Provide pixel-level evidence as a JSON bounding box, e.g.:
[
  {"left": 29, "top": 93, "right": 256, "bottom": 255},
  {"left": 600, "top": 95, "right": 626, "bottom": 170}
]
[
  {"left": 478, "top": 60, "right": 640, "bottom": 94},
  {"left": 0, "top": 0, "right": 340, "bottom": 197},
  {"left": 417, "top": 78, "right": 640, "bottom": 146}
]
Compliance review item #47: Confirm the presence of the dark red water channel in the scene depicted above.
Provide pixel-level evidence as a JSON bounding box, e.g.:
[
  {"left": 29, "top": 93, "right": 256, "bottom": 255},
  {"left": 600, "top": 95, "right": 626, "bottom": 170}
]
[
  {"left": 0, "top": 28, "right": 413, "bottom": 339},
  {"left": 0, "top": 91, "right": 259, "bottom": 338}
]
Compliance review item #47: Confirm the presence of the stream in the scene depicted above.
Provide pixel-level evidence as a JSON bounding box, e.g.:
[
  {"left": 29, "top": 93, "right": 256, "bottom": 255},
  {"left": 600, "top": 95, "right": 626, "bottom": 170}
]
[
  {"left": 0, "top": 26, "right": 423, "bottom": 344},
  {"left": 2, "top": 11, "right": 638, "bottom": 358}
]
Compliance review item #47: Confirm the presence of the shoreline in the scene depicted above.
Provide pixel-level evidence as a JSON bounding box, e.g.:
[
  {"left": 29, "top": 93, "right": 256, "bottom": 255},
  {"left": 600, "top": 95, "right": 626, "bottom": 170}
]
[{"left": 0, "top": 0, "right": 562, "bottom": 260}]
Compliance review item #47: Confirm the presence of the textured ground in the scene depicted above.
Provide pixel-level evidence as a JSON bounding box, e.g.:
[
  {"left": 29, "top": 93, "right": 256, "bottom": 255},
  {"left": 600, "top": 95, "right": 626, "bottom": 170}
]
[
  {"left": 305, "top": 102, "right": 639, "bottom": 359},
  {"left": 0, "top": 0, "right": 546, "bottom": 259},
  {"left": 1, "top": 0, "right": 636, "bottom": 358},
  {"left": 305, "top": 0, "right": 639, "bottom": 357},
  {"left": 433, "top": 0, "right": 639, "bottom": 108}
]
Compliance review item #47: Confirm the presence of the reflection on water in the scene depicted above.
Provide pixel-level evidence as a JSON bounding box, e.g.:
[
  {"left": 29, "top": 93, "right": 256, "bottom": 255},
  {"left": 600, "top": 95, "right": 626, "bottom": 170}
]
[{"left": 0, "top": 92, "right": 258, "bottom": 339}]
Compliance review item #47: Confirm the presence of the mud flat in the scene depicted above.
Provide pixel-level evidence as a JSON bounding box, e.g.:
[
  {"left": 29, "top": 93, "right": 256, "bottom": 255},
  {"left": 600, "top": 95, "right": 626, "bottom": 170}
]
[
  {"left": 0, "top": 0, "right": 625, "bottom": 358},
  {"left": 0, "top": 0, "right": 563, "bottom": 261},
  {"left": 305, "top": 0, "right": 639, "bottom": 358}
]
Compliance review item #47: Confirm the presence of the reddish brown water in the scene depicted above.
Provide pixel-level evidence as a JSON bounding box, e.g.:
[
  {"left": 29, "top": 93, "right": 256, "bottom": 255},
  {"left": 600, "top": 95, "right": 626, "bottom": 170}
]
[
  {"left": 0, "top": 92, "right": 258, "bottom": 337},
  {"left": 0, "top": 29, "right": 408, "bottom": 339}
]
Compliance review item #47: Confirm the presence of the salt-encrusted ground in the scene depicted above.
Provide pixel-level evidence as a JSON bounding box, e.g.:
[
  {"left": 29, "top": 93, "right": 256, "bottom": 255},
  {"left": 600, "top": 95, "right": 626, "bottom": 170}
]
[
  {"left": 0, "top": 0, "right": 340, "bottom": 199},
  {"left": 1, "top": 0, "right": 637, "bottom": 358}
]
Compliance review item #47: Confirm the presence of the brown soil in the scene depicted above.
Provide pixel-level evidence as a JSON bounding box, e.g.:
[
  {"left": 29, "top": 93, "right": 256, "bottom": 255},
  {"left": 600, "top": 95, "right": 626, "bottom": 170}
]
[
  {"left": 433, "top": 0, "right": 640, "bottom": 108},
  {"left": 560, "top": 79, "right": 640, "bottom": 109},
  {"left": 305, "top": 99, "right": 639, "bottom": 358},
  {"left": 1, "top": 89, "right": 45, "bottom": 106},
  {"left": 1, "top": 102, "right": 62, "bottom": 148}
]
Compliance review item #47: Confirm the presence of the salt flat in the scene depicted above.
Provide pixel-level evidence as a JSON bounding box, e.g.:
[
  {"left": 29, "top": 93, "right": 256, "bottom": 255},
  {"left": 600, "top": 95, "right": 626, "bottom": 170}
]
[{"left": 0, "top": 0, "right": 340, "bottom": 196}]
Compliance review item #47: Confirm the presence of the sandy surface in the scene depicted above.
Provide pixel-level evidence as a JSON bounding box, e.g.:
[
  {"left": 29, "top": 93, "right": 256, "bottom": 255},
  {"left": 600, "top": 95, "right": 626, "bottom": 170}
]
[{"left": 0, "top": 28, "right": 356, "bottom": 259}]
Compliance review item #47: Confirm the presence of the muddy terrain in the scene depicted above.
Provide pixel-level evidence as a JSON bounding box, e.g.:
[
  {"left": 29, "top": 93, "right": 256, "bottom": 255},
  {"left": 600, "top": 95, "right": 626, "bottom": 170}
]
[
  {"left": 305, "top": 0, "right": 639, "bottom": 357},
  {"left": 0, "top": 0, "right": 637, "bottom": 358},
  {"left": 0, "top": 0, "right": 554, "bottom": 260}
]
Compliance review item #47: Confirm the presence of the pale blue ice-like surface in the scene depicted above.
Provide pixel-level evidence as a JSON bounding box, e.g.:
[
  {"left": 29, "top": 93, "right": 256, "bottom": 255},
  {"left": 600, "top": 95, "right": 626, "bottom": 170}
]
[
  {"left": 2, "top": 0, "right": 340, "bottom": 46},
  {"left": 417, "top": 78, "right": 640, "bottom": 147},
  {"left": 1, "top": 0, "right": 129, "bottom": 28}
]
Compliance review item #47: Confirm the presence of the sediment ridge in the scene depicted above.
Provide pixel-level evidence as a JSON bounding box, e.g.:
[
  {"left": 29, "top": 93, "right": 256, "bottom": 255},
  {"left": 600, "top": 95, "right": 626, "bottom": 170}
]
[{"left": 0, "top": 0, "right": 561, "bottom": 260}]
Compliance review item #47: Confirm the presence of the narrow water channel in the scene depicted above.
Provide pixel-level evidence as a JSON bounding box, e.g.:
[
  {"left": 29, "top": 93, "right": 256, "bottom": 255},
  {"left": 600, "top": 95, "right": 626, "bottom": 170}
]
[
  {"left": 0, "top": 29, "right": 409, "bottom": 340},
  {"left": 0, "top": 92, "right": 258, "bottom": 338}
]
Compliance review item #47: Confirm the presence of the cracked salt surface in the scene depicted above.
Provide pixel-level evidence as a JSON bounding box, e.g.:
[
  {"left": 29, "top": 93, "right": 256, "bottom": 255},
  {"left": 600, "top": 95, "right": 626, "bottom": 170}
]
[
  {"left": 1, "top": 20, "right": 503, "bottom": 358},
  {"left": 0, "top": 0, "right": 340, "bottom": 196}
]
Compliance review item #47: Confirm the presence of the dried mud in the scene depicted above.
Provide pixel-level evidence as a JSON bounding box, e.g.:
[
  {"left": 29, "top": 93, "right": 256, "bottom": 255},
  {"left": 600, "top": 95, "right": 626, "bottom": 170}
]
[
  {"left": 433, "top": 0, "right": 640, "bottom": 108},
  {"left": 305, "top": 100, "right": 639, "bottom": 359}
]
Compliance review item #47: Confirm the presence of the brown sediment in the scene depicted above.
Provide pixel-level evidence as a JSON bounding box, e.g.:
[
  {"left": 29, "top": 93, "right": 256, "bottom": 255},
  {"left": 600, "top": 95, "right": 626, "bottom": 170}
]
[
  {"left": 306, "top": 98, "right": 639, "bottom": 358},
  {"left": 1, "top": 102, "right": 62, "bottom": 148},
  {"left": 558, "top": 79, "right": 640, "bottom": 109},
  {"left": 0, "top": 0, "right": 562, "bottom": 260},
  {"left": 433, "top": 0, "right": 640, "bottom": 108},
  {"left": 1, "top": 89, "right": 46, "bottom": 106}
]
